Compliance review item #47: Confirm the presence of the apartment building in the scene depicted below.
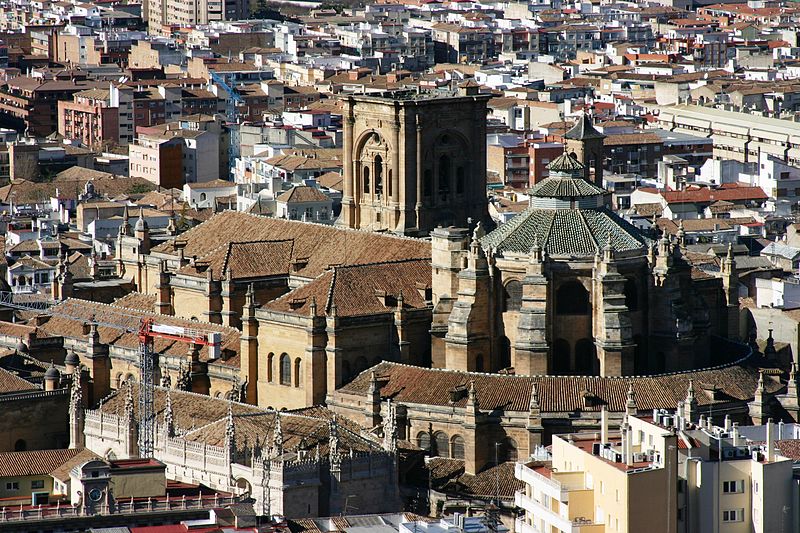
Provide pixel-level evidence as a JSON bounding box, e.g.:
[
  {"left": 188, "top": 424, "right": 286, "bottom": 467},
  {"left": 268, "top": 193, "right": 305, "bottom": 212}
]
[
  {"left": 657, "top": 104, "right": 800, "bottom": 165},
  {"left": 57, "top": 88, "right": 119, "bottom": 150},
  {"left": 147, "top": 0, "right": 248, "bottom": 35},
  {"left": 515, "top": 412, "right": 678, "bottom": 533}
]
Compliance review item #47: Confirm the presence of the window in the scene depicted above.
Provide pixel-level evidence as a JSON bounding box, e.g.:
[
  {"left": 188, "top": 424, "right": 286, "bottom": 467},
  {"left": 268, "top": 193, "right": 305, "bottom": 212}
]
[
  {"left": 5, "top": 482, "right": 18, "bottom": 491},
  {"left": 451, "top": 435, "right": 465, "bottom": 459},
  {"left": 279, "top": 353, "right": 291, "bottom": 385},
  {"left": 433, "top": 431, "right": 449, "bottom": 457},
  {"left": 438, "top": 155, "right": 451, "bottom": 196},
  {"left": 722, "top": 509, "right": 744, "bottom": 522},
  {"left": 417, "top": 431, "right": 431, "bottom": 451},
  {"left": 503, "top": 280, "right": 523, "bottom": 311},
  {"left": 294, "top": 358, "right": 302, "bottom": 387},
  {"left": 267, "top": 353, "right": 274, "bottom": 382},
  {"left": 200, "top": 193, "right": 207, "bottom": 201},
  {"left": 456, "top": 167, "right": 465, "bottom": 194},
  {"left": 374, "top": 155, "right": 383, "bottom": 195},
  {"left": 363, "top": 166, "right": 370, "bottom": 194},
  {"left": 723, "top": 480, "right": 744, "bottom": 493},
  {"left": 31, "top": 480, "right": 44, "bottom": 489}
]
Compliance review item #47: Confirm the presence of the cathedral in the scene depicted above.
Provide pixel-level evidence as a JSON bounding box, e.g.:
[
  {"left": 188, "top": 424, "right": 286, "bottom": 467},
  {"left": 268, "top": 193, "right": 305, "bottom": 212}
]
[{"left": 431, "top": 149, "right": 739, "bottom": 377}]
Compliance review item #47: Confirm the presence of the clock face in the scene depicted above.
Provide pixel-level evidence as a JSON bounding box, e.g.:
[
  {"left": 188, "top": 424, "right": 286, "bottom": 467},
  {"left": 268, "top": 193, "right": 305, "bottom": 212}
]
[{"left": 89, "top": 488, "right": 103, "bottom": 502}]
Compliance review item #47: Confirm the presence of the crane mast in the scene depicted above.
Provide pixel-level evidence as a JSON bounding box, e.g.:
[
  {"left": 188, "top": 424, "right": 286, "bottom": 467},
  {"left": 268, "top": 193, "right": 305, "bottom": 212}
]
[{"left": 136, "top": 317, "right": 222, "bottom": 459}]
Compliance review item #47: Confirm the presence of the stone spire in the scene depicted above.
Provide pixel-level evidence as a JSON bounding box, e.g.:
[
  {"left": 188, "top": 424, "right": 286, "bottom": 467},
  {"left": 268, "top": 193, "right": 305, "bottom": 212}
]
[
  {"left": 683, "top": 379, "right": 698, "bottom": 424},
  {"left": 329, "top": 415, "right": 341, "bottom": 472},
  {"left": 789, "top": 362, "right": 799, "bottom": 399},
  {"left": 124, "top": 380, "right": 135, "bottom": 425},
  {"left": 529, "top": 382, "right": 540, "bottom": 412},
  {"left": 676, "top": 220, "right": 685, "bottom": 247},
  {"left": 272, "top": 412, "right": 283, "bottom": 454},
  {"left": 120, "top": 205, "right": 131, "bottom": 237},
  {"left": 750, "top": 369, "right": 770, "bottom": 425},
  {"left": 69, "top": 365, "right": 85, "bottom": 449},
  {"left": 764, "top": 329, "right": 777, "bottom": 359},
  {"left": 163, "top": 387, "right": 174, "bottom": 437},
  {"left": 225, "top": 402, "right": 236, "bottom": 460},
  {"left": 467, "top": 380, "right": 479, "bottom": 410},
  {"left": 626, "top": 382, "right": 637, "bottom": 416},
  {"left": 69, "top": 365, "right": 83, "bottom": 413},
  {"left": 382, "top": 399, "right": 397, "bottom": 453}
]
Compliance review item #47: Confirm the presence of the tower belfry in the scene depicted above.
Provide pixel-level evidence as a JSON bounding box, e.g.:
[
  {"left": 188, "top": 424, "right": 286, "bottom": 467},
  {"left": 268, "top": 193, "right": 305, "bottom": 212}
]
[
  {"left": 339, "top": 89, "right": 490, "bottom": 236},
  {"left": 564, "top": 113, "right": 606, "bottom": 186}
]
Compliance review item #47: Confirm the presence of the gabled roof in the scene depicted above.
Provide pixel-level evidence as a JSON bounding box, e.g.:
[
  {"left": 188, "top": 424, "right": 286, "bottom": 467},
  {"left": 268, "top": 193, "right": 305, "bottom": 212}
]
[
  {"left": 0, "top": 366, "right": 38, "bottom": 394},
  {"left": 177, "top": 240, "right": 294, "bottom": 281},
  {"left": 263, "top": 258, "right": 432, "bottom": 318},
  {"left": 276, "top": 186, "right": 330, "bottom": 204},
  {"left": 151, "top": 212, "right": 430, "bottom": 281}
]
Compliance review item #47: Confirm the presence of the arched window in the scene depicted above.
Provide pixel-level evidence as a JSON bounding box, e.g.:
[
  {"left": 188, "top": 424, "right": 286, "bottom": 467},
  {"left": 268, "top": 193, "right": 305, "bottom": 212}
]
[
  {"left": 556, "top": 281, "right": 590, "bottom": 315},
  {"left": 438, "top": 155, "right": 450, "bottom": 196},
  {"left": 14, "top": 439, "right": 26, "bottom": 452},
  {"left": 200, "top": 192, "right": 207, "bottom": 201},
  {"left": 574, "top": 338, "right": 597, "bottom": 376},
  {"left": 475, "top": 354, "right": 484, "bottom": 372},
  {"left": 294, "top": 358, "right": 302, "bottom": 387},
  {"left": 280, "top": 354, "right": 291, "bottom": 385},
  {"left": 504, "top": 280, "right": 523, "bottom": 311},
  {"left": 363, "top": 166, "right": 370, "bottom": 194},
  {"left": 456, "top": 167, "right": 465, "bottom": 194},
  {"left": 417, "top": 431, "right": 431, "bottom": 451},
  {"left": 267, "top": 353, "right": 274, "bottom": 382},
  {"left": 624, "top": 278, "right": 639, "bottom": 312},
  {"left": 388, "top": 169, "right": 393, "bottom": 197},
  {"left": 433, "top": 431, "right": 449, "bottom": 457},
  {"left": 498, "top": 437, "right": 518, "bottom": 463},
  {"left": 553, "top": 339, "right": 570, "bottom": 374},
  {"left": 451, "top": 435, "right": 465, "bottom": 459},
  {"left": 374, "top": 155, "right": 383, "bottom": 195}
]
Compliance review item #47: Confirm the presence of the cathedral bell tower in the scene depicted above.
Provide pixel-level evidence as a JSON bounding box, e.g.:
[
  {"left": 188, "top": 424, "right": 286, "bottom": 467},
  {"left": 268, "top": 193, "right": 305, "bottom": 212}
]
[{"left": 339, "top": 89, "right": 490, "bottom": 236}]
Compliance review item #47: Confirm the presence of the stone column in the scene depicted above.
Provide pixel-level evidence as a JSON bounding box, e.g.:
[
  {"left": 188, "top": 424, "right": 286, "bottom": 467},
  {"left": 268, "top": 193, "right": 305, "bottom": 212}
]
[
  {"left": 391, "top": 110, "right": 401, "bottom": 229},
  {"left": 341, "top": 100, "right": 356, "bottom": 228},
  {"left": 415, "top": 112, "right": 423, "bottom": 232}
]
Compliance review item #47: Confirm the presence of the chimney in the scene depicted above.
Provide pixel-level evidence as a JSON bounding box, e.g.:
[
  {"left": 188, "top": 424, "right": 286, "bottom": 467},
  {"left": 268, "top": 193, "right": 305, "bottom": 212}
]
[
  {"left": 724, "top": 415, "right": 732, "bottom": 432},
  {"left": 625, "top": 423, "right": 633, "bottom": 466},
  {"left": 601, "top": 406, "right": 608, "bottom": 445},
  {"left": 732, "top": 423, "right": 741, "bottom": 446},
  {"left": 766, "top": 418, "right": 775, "bottom": 462}
]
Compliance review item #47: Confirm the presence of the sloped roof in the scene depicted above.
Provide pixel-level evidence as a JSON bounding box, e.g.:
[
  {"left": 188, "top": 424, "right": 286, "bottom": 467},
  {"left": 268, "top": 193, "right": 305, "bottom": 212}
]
[
  {"left": 0, "top": 448, "right": 87, "bottom": 477},
  {"left": 177, "top": 240, "right": 294, "bottom": 281},
  {"left": 564, "top": 114, "right": 606, "bottom": 141},
  {"left": 99, "top": 385, "right": 381, "bottom": 458},
  {"left": 151, "top": 212, "right": 430, "bottom": 280},
  {"left": 276, "top": 186, "right": 330, "bottom": 203},
  {"left": 0, "top": 366, "right": 38, "bottom": 394},
  {"left": 482, "top": 206, "right": 648, "bottom": 256},
  {"left": 336, "top": 357, "right": 778, "bottom": 413},
  {"left": 263, "top": 258, "right": 431, "bottom": 318}
]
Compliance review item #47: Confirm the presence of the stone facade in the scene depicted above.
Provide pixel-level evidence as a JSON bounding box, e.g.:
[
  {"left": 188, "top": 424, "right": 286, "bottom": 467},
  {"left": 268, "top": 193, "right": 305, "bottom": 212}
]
[
  {"left": 338, "top": 89, "right": 490, "bottom": 236},
  {"left": 431, "top": 153, "right": 737, "bottom": 377},
  {"left": 78, "top": 383, "right": 400, "bottom": 518}
]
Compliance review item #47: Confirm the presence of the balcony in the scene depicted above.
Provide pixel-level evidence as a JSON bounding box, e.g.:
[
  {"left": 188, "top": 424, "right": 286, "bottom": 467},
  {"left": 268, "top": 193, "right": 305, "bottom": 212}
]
[{"left": 515, "top": 503, "right": 604, "bottom": 533}]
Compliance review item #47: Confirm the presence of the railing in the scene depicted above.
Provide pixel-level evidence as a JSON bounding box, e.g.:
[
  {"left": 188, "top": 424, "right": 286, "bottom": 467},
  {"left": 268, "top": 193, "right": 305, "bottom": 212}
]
[
  {"left": 0, "top": 494, "right": 238, "bottom": 523},
  {"left": 0, "top": 291, "right": 54, "bottom": 311}
]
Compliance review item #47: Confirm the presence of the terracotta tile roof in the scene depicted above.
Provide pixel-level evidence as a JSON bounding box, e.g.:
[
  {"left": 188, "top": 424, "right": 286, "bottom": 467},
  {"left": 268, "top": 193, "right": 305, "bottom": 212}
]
[
  {"left": 264, "top": 258, "right": 431, "bottom": 317},
  {"left": 658, "top": 217, "right": 756, "bottom": 234},
  {"left": 337, "top": 357, "right": 778, "bottom": 413},
  {"left": 100, "top": 385, "right": 380, "bottom": 458},
  {"left": 317, "top": 171, "right": 343, "bottom": 191},
  {"left": 0, "top": 448, "right": 86, "bottom": 477},
  {"left": 276, "top": 186, "right": 330, "bottom": 203},
  {"left": 776, "top": 439, "right": 800, "bottom": 460},
  {"left": 0, "top": 366, "right": 38, "bottom": 394},
  {"left": 177, "top": 240, "right": 294, "bottom": 281},
  {"left": 37, "top": 299, "right": 241, "bottom": 366},
  {"left": 151, "top": 212, "right": 431, "bottom": 280},
  {"left": 0, "top": 176, "right": 156, "bottom": 204},
  {"left": 49, "top": 448, "right": 102, "bottom": 482},
  {"left": 426, "top": 458, "right": 522, "bottom": 500},
  {"left": 659, "top": 184, "right": 767, "bottom": 205},
  {"left": 112, "top": 292, "right": 156, "bottom": 313}
]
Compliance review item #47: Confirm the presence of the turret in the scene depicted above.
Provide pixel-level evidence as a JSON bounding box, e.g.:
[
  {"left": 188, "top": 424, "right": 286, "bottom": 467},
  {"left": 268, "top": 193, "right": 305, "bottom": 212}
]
[{"left": 239, "top": 283, "right": 259, "bottom": 404}]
